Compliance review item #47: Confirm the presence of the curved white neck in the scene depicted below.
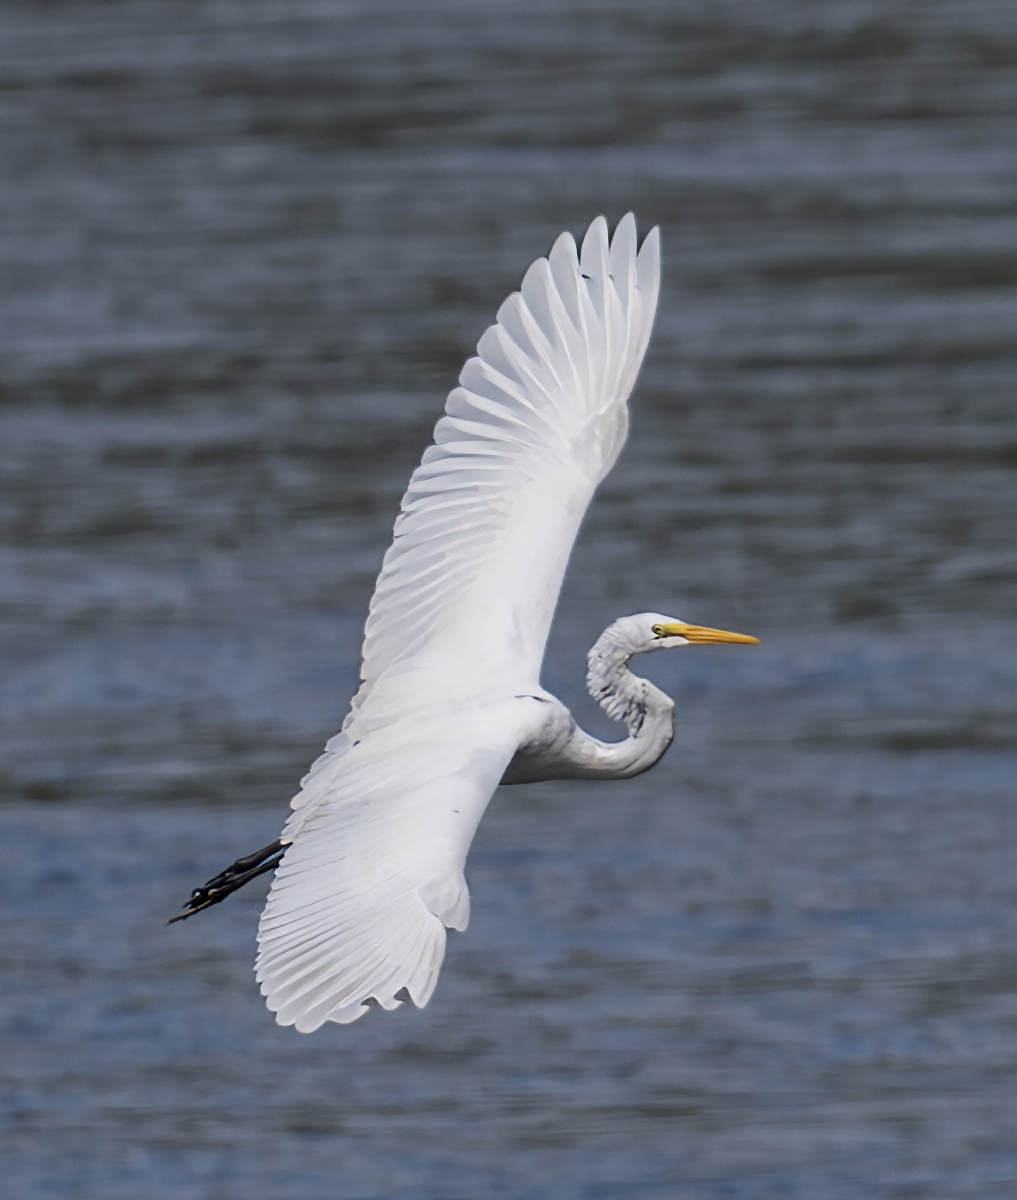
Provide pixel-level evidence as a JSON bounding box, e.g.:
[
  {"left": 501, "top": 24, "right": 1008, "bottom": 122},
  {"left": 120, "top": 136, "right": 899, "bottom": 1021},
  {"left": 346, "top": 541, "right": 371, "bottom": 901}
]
[
  {"left": 584, "top": 624, "right": 675, "bottom": 762},
  {"left": 501, "top": 622, "right": 677, "bottom": 784},
  {"left": 587, "top": 627, "right": 660, "bottom": 737}
]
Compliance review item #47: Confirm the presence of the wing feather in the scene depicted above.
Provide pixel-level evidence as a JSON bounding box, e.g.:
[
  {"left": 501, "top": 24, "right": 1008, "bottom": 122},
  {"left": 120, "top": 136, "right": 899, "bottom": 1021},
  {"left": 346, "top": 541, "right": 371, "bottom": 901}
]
[
  {"left": 256, "top": 217, "right": 660, "bottom": 1029},
  {"left": 352, "top": 215, "right": 658, "bottom": 716}
]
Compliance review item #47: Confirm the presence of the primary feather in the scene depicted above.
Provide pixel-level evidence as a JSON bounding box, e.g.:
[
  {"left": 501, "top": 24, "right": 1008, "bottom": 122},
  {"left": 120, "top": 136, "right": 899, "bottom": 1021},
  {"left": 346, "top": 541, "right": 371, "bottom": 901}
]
[{"left": 256, "top": 214, "right": 660, "bottom": 1030}]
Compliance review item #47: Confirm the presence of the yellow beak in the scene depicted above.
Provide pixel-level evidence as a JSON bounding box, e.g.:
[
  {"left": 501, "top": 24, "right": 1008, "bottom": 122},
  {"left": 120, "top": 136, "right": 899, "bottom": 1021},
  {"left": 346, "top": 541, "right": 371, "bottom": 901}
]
[{"left": 652, "top": 621, "right": 761, "bottom": 645}]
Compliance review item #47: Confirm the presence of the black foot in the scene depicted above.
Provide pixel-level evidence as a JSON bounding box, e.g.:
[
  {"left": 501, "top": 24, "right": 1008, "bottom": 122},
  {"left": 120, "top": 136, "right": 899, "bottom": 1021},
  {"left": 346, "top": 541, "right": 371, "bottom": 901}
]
[{"left": 169, "top": 839, "right": 287, "bottom": 924}]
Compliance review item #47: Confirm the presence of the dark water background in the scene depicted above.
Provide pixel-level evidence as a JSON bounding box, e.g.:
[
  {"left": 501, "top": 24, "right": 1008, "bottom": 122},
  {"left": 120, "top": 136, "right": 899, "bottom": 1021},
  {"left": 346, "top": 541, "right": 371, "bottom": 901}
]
[{"left": 2, "top": 1, "right": 1017, "bottom": 1196}]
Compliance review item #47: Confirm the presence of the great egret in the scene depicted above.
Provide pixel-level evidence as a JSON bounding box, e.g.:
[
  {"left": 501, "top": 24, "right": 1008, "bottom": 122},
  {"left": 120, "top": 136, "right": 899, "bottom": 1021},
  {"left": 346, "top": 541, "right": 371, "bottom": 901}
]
[{"left": 172, "top": 215, "right": 759, "bottom": 1032}]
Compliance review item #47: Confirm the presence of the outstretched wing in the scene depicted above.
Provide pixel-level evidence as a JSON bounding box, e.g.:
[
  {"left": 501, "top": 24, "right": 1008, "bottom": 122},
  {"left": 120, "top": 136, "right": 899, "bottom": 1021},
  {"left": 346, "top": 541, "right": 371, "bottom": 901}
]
[
  {"left": 257, "top": 708, "right": 522, "bottom": 1031},
  {"left": 256, "top": 215, "right": 660, "bottom": 1030},
  {"left": 346, "top": 212, "right": 659, "bottom": 737}
]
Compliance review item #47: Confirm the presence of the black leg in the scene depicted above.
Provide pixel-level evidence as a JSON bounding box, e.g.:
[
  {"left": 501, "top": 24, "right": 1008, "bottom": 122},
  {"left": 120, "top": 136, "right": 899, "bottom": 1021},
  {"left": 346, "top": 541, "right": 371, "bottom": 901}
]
[{"left": 168, "top": 839, "right": 288, "bottom": 924}]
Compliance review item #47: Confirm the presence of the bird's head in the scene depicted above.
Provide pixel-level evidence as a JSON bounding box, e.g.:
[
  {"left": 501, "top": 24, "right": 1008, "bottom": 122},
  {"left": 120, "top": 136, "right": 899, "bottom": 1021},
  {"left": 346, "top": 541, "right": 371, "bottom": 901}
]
[{"left": 612, "top": 612, "right": 761, "bottom": 655}]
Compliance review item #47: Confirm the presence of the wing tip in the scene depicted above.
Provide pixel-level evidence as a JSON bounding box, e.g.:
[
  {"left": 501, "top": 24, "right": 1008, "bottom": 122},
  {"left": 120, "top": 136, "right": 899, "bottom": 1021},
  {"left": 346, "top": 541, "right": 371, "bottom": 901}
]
[
  {"left": 638, "top": 222, "right": 661, "bottom": 257},
  {"left": 577, "top": 214, "right": 660, "bottom": 284},
  {"left": 635, "top": 223, "right": 661, "bottom": 301},
  {"left": 255, "top": 876, "right": 449, "bottom": 1034},
  {"left": 549, "top": 228, "right": 578, "bottom": 264},
  {"left": 580, "top": 215, "right": 610, "bottom": 274}
]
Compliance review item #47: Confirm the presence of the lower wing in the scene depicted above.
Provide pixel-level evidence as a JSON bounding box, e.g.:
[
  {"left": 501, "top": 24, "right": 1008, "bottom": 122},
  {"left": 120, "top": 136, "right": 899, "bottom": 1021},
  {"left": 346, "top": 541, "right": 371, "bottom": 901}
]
[{"left": 255, "top": 705, "right": 526, "bottom": 1031}]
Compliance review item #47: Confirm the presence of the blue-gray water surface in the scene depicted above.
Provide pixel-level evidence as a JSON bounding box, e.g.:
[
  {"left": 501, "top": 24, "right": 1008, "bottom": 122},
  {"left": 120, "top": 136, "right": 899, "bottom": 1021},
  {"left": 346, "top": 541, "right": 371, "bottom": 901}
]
[{"left": 2, "top": 1, "right": 1017, "bottom": 1197}]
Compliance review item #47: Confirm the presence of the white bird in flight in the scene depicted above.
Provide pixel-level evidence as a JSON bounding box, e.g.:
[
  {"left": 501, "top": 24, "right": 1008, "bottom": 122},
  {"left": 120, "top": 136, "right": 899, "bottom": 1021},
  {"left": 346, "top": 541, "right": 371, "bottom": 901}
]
[{"left": 171, "top": 215, "right": 759, "bottom": 1032}]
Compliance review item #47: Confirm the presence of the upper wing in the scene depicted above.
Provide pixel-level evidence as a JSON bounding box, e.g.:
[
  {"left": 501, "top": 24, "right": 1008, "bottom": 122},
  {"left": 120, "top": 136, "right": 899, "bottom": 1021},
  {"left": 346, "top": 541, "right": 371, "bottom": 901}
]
[
  {"left": 256, "top": 216, "right": 660, "bottom": 1030},
  {"left": 343, "top": 213, "right": 660, "bottom": 740}
]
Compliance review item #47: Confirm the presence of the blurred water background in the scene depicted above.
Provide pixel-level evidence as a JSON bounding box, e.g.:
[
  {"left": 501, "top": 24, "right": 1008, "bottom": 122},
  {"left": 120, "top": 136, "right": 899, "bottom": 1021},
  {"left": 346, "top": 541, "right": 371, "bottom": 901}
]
[{"left": 2, "top": 1, "right": 1017, "bottom": 1196}]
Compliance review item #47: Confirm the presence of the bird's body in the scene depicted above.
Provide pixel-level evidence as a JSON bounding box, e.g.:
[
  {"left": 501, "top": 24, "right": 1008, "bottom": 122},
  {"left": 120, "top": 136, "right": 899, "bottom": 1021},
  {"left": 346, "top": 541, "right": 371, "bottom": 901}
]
[{"left": 173, "top": 215, "right": 759, "bottom": 1032}]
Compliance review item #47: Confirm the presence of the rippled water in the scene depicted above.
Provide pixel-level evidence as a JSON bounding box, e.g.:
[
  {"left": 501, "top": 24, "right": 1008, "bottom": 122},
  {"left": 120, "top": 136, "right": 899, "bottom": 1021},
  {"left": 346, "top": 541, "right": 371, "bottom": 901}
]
[{"left": 3, "top": 1, "right": 1017, "bottom": 1196}]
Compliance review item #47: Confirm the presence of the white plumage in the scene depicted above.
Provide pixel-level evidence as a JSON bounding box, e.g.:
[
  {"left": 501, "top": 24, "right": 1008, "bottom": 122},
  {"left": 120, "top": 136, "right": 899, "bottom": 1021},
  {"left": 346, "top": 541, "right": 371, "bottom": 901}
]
[{"left": 255, "top": 215, "right": 661, "bottom": 1030}]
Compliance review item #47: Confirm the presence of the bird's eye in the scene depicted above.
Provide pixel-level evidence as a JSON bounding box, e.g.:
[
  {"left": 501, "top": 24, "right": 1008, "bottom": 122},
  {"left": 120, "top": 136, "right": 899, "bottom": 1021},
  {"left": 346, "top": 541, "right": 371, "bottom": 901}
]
[{"left": 651, "top": 624, "right": 666, "bottom": 637}]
